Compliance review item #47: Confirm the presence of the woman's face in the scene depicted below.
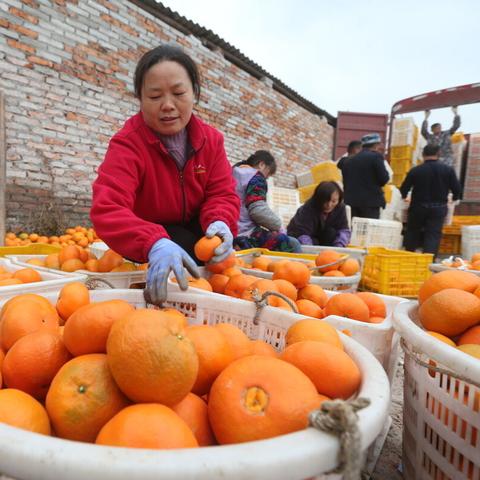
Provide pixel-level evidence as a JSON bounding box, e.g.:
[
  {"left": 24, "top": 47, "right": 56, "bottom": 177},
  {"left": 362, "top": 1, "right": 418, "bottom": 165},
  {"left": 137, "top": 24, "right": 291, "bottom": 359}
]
[
  {"left": 323, "top": 191, "right": 340, "bottom": 213},
  {"left": 140, "top": 60, "right": 194, "bottom": 136}
]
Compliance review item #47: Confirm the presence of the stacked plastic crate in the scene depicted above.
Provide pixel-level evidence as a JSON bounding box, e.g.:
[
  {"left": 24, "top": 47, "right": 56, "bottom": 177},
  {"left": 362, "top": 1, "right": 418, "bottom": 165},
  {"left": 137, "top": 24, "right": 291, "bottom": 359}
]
[
  {"left": 296, "top": 162, "right": 342, "bottom": 203},
  {"left": 451, "top": 131, "right": 467, "bottom": 178},
  {"left": 389, "top": 117, "right": 418, "bottom": 187},
  {"left": 266, "top": 179, "right": 300, "bottom": 228}
]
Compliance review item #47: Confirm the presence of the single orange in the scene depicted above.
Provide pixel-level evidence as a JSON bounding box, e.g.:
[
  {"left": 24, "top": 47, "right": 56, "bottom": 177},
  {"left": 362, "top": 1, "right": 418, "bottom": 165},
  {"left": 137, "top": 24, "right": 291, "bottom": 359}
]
[
  {"left": 285, "top": 318, "right": 343, "bottom": 350},
  {"left": 0, "top": 388, "right": 51, "bottom": 435},
  {"left": 324, "top": 293, "right": 370, "bottom": 322},
  {"left": 96, "top": 404, "right": 198, "bottom": 449},
  {"left": 2, "top": 331, "right": 71, "bottom": 399},
  {"left": 272, "top": 261, "right": 310, "bottom": 289},
  {"left": 295, "top": 299, "right": 324, "bottom": 318},
  {"left": 194, "top": 236, "right": 222, "bottom": 262},
  {"left": 224, "top": 274, "right": 257, "bottom": 298},
  {"left": 46, "top": 354, "right": 129, "bottom": 442},
  {"left": 208, "top": 355, "right": 320, "bottom": 444},
  {"left": 418, "top": 270, "right": 480, "bottom": 304},
  {"left": 356, "top": 292, "right": 387, "bottom": 319},
  {"left": 214, "top": 323, "right": 252, "bottom": 360},
  {"left": 12, "top": 268, "right": 42, "bottom": 284},
  {"left": 61, "top": 258, "right": 85, "bottom": 272},
  {"left": 208, "top": 274, "right": 230, "bottom": 294},
  {"left": 458, "top": 325, "right": 480, "bottom": 346},
  {"left": 281, "top": 341, "right": 361, "bottom": 399},
  {"left": 250, "top": 339, "right": 278, "bottom": 357},
  {"left": 315, "top": 250, "right": 342, "bottom": 272},
  {"left": 63, "top": 300, "right": 134, "bottom": 356},
  {"left": 272, "top": 279, "right": 298, "bottom": 301},
  {"left": 252, "top": 256, "right": 272, "bottom": 271},
  {"left": 107, "top": 309, "right": 198, "bottom": 404},
  {"left": 186, "top": 324, "right": 234, "bottom": 396},
  {"left": 172, "top": 392, "right": 216, "bottom": 446},
  {"left": 339, "top": 258, "right": 360, "bottom": 276},
  {"left": 297, "top": 284, "right": 328, "bottom": 308},
  {"left": 56, "top": 282, "right": 90, "bottom": 324},
  {"left": 206, "top": 253, "right": 236, "bottom": 274}
]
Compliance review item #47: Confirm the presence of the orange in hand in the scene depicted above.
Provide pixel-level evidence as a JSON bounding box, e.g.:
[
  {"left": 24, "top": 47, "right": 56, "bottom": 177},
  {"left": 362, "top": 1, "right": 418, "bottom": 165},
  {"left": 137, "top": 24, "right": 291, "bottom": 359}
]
[{"left": 194, "top": 236, "right": 222, "bottom": 262}]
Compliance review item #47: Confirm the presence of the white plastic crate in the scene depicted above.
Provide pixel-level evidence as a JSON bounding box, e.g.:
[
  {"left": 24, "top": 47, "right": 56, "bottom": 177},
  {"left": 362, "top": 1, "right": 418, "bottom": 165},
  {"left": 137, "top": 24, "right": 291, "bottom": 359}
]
[
  {"left": 0, "top": 289, "right": 390, "bottom": 480},
  {"left": 350, "top": 217, "right": 403, "bottom": 249},
  {"left": 237, "top": 252, "right": 361, "bottom": 292},
  {"left": 295, "top": 170, "right": 314, "bottom": 188},
  {"left": 393, "top": 301, "right": 480, "bottom": 480},
  {"left": 6, "top": 254, "right": 146, "bottom": 289},
  {"left": 300, "top": 245, "right": 367, "bottom": 267},
  {"left": 0, "top": 258, "right": 87, "bottom": 299},
  {"left": 429, "top": 263, "right": 480, "bottom": 277},
  {"left": 168, "top": 267, "right": 405, "bottom": 383},
  {"left": 461, "top": 225, "right": 480, "bottom": 261}
]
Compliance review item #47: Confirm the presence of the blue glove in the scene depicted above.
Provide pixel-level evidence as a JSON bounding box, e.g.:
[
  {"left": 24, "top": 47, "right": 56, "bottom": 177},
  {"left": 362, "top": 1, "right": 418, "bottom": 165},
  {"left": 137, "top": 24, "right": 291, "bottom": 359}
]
[
  {"left": 146, "top": 238, "right": 200, "bottom": 305},
  {"left": 205, "top": 221, "right": 233, "bottom": 263}
]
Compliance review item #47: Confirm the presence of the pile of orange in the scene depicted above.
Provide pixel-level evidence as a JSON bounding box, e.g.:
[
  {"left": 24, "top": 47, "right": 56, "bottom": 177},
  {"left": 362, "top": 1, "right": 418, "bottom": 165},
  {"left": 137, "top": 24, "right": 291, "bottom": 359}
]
[
  {"left": 26, "top": 246, "right": 147, "bottom": 274},
  {"left": 417, "top": 270, "right": 480, "bottom": 360},
  {"left": 4, "top": 226, "right": 101, "bottom": 248},
  {"left": 440, "top": 253, "right": 480, "bottom": 271},
  {"left": 0, "top": 266, "right": 43, "bottom": 288},
  {"left": 0, "top": 282, "right": 361, "bottom": 450},
  {"left": 180, "top": 237, "right": 385, "bottom": 323}
]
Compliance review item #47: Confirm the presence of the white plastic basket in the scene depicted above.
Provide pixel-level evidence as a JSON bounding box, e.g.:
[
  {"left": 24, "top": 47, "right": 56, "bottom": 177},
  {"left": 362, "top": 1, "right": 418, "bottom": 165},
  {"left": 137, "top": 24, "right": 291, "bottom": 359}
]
[
  {"left": 168, "top": 268, "right": 405, "bottom": 383},
  {"left": 0, "top": 258, "right": 87, "bottom": 299},
  {"left": 393, "top": 301, "right": 480, "bottom": 480},
  {"left": 236, "top": 252, "right": 361, "bottom": 292},
  {"left": 350, "top": 218, "right": 403, "bottom": 249},
  {"left": 0, "top": 289, "right": 390, "bottom": 480},
  {"left": 6, "top": 254, "right": 146, "bottom": 289},
  {"left": 429, "top": 263, "right": 480, "bottom": 277},
  {"left": 300, "top": 245, "right": 368, "bottom": 267},
  {"left": 461, "top": 225, "right": 480, "bottom": 261}
]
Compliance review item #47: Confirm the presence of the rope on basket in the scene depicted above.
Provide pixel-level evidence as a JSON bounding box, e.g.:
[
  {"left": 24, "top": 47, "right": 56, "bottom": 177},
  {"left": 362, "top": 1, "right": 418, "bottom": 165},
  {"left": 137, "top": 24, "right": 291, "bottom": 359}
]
[
  {"left": 251, "top": 289, "right": 299, "bottom": 325},
  {"left": 309, "top": 254, "right": 350, "bottom": 273},
  {"left": 309, "top": 397, "right": 371, "bottom": 480},
  {"left": 400, "top": 338, "right": 480, "bottom": 389},
  {"left": 85, "top": 277, "right": 116, "bottom": 290}
]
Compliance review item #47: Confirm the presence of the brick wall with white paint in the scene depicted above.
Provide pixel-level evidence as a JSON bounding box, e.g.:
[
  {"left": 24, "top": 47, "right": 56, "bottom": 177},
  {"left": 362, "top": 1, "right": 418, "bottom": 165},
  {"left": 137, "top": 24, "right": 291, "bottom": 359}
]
[{"left": 0, "top": 0, "right": 334, "bottom": 230}]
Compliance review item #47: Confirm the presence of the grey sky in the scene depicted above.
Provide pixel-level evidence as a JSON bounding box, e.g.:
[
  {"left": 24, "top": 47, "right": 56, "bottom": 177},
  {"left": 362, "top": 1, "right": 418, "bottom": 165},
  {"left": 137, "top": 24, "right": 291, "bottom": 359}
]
[{"left": 160, "top": 0, "right": 480, "bottom": 134}]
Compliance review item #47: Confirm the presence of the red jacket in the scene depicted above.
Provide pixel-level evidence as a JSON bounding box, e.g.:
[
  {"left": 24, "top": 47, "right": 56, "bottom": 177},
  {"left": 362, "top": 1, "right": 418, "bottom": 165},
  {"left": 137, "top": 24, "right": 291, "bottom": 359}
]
[{"left": 90, "top": 112, "right": 240, "bottom": 263}]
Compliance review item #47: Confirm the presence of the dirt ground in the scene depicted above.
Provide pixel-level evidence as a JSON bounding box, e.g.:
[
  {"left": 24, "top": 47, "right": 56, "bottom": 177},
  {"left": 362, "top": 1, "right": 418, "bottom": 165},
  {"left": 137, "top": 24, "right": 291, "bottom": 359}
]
[{"left": 371, "top": 354, "right": 404, "bottom": 480}]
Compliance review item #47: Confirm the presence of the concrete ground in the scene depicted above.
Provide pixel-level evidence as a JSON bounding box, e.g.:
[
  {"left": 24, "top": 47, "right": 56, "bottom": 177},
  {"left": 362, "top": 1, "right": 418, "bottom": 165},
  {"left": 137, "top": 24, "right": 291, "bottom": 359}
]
[{"left": 371, "top": 354, "right": 404, "bottom": 480}]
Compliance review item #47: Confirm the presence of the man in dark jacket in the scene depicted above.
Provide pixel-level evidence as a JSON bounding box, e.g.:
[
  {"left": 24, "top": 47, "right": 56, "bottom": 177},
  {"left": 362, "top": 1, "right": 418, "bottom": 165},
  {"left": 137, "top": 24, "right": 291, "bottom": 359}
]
[
  {"left": 337, "top": 133, "right": 390, "bottom": 219},
  {"left": 400, "top": 144, "right": 461, "bottom": 256}
]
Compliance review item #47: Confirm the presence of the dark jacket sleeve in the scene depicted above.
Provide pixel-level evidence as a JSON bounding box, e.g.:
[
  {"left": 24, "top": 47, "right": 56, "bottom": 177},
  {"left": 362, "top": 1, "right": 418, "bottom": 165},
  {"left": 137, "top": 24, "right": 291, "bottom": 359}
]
[
  {"left": 374, "top": 154, "right": 390, "bottom": 187},
  {"left": 449, "top": 115, "right": 461, "bottom": 135},
  {"left": 400, "top": 170, "right": 414, "bottom": 198},
  {"left": 421, "top": 120, "right": 430, "bottom": 140},
  {"left": 287, "top": 203, "right": 319, "bottom": 238},
  {"left": 449, "top": 168, "right": 462, "bottom": 200}
]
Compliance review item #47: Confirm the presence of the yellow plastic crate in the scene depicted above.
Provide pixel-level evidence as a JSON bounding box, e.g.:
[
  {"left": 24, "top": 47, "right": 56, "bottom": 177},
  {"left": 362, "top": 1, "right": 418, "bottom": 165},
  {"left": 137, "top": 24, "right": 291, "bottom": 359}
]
[
  {"left": 390, "top": 145, "right": 414, "bottom": 161},
  {"left": 438, "top": 233, "right": 461, "bottom": 255},
  {"left": 298, "top": 183, "right": 317, "bottom": 203},
  {"left": 390, "top": 157, "right": 412, "bottom": 174},
  {"left": 451, "top": 215, "right": 480, "bottom": 226},
  {"left": 451, "top": 132, "right": 465, "bottom": 144},
  {"left": 360, "top": 247, "right": 433, "bottom": 298},
  {"left": 0, "top": 243, "right": 61, "bottom": 257},
  {"left": 392, "top": 173, "right": 406, "bottom": 187},
  {"left": 310, "top": 162, "right": 341, "bottom": 183}
]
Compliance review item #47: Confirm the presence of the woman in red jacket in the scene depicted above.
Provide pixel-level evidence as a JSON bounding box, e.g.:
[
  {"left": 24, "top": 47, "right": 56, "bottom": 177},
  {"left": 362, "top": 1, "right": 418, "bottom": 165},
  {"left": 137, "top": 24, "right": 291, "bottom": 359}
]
[{"left": 91, "top": 45, "right": 240, "bottom": 304}]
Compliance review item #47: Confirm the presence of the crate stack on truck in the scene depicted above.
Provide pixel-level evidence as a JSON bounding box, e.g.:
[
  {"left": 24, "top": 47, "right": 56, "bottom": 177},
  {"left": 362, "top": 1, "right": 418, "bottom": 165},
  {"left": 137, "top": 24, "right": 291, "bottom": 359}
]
[{"left": 295, "top": 162, "right": 342, "bottom": 204}]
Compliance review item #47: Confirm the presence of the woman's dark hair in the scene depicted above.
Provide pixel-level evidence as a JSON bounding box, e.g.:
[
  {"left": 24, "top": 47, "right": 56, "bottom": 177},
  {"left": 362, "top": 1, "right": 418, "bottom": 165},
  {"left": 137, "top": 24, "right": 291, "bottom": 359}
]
[
  {"left": 134, "top": 45, "right": 201, "bottom": 101},
  {"left": 233, "top": 150, "right": 277, "bottom": 176},
  {"left": 310, "top": 181, "right": 343, "bottom": 210}
]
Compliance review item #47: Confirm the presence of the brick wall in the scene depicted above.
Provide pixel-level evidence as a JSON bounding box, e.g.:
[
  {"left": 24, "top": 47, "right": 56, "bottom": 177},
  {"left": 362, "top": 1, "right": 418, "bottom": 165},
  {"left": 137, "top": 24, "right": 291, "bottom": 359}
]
[{"left": 0, "top": 0, "right": 334, "bottom": 231}]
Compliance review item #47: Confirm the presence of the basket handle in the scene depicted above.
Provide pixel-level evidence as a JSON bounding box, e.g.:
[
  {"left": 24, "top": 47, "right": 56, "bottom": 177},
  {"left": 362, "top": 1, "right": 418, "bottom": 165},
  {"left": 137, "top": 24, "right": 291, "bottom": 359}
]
[
  {"left": 85, "top": 277, "right": 116, "bottom": 290},
  {"left": 309, "top": 397, "right": 371, "bottom": 480},
  {"left": 309, "top": 254, "right": 350, "bottom": 272},
  {"left": 251, "top": 289, "right": 298, "bottom": 325}
]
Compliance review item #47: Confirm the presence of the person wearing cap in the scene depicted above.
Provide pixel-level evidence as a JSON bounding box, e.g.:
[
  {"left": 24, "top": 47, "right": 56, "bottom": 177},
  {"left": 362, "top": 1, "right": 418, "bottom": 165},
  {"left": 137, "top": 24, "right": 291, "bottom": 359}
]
[
  {"left": 337, "top": 133, "right": 390, "bottom": 219},
  {"left": 400, "top": 144, "right": 461, "bottom": 257},
  {"left": 421, "top": 106, "right": 461, "bottom": 166}
]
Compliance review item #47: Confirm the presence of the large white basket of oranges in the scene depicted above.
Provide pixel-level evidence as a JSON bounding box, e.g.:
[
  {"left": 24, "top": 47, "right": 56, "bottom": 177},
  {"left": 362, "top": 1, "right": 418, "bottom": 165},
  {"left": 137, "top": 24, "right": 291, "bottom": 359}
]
[
  {"left": 0, "top": 286, "right": 390, "bottom": 480},
  {"left": 0, "top": 258, "right": 87, "bottom": 300},
  {"left": 392, "top": 270, "right": 480, "bottom": 480},
  {"left": 7, "top": 245, "right": 147, "bottom": 289},
  {"left": 235, "top": 249, "right": 361, "bottom": 292}
]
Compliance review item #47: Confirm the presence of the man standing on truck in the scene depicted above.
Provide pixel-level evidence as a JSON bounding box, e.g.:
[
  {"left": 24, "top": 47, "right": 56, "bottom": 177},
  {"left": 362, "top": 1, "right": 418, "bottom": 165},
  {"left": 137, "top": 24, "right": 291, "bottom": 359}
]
[
  {"left": 338, "top": 133, "right": 390, "bottom": 219},
  {"left": 421, "top": 106, "right": 461, "bottom": 166}
]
